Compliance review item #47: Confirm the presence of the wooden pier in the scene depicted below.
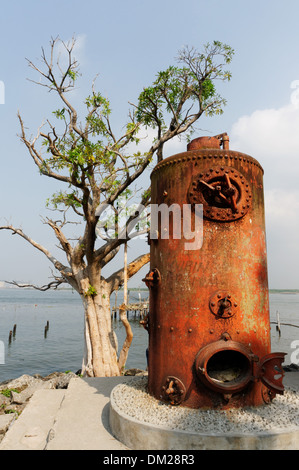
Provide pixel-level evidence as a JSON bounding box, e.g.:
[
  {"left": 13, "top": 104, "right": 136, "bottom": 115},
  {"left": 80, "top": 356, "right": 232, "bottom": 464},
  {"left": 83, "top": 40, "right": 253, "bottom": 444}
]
[
  {"left": 270, "top": 310, "right": 299, "bottom": 337},
  {"left": 111, "top": 300, "right": 149, "bottom": 319}
]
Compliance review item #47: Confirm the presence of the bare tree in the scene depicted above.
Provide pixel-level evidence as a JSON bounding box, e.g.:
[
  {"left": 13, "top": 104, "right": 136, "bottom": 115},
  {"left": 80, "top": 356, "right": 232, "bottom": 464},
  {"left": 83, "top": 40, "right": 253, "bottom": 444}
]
[{"left": 0, "top": 37, "right": 234, "bottom": 376}]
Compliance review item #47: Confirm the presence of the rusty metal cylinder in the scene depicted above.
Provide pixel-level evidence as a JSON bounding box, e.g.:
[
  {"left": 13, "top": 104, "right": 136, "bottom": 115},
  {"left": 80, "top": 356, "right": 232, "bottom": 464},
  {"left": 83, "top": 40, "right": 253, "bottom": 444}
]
[{"left": 145, "top": 136, "right": 285, "bottom": 409}]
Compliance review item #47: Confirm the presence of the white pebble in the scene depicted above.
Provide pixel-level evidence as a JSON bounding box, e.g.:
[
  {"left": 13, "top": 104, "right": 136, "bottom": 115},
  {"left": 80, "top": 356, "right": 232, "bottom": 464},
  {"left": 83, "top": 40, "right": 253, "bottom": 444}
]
[{"left": 111, "top": 378, "right": 299, "bottom": 434}]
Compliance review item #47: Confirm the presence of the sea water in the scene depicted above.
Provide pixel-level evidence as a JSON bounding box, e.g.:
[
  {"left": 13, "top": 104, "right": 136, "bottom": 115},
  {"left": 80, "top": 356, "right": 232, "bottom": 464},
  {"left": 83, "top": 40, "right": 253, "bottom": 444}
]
[{"left": 0, "top": 288, "right": 298, "bottom": 381}]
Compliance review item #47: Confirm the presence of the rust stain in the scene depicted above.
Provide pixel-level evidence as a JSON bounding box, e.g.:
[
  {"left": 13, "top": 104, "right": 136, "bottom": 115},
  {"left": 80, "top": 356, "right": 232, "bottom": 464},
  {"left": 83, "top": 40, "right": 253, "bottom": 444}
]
[{"left": 144, "top": 135, "right": 286, "bottom": 410}]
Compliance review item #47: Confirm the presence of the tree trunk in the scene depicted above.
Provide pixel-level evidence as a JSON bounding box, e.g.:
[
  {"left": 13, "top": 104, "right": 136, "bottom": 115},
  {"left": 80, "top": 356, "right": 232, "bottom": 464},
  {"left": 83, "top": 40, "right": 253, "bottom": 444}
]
[
  {"left": 73, "top": 252, "right": 150, "bottom": 377},
  {"left": 80, "top": 279, "right": 120, "bottom": 377}
]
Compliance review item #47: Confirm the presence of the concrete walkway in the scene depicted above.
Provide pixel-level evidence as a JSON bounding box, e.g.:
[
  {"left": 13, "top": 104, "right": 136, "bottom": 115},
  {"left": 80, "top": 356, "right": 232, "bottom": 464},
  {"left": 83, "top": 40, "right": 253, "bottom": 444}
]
[
  {"left": 0, "top": 376, "right": 131, "bottom": 450},
  {"left": 1, "top": 372, "right": 299, "bottom": 451}
]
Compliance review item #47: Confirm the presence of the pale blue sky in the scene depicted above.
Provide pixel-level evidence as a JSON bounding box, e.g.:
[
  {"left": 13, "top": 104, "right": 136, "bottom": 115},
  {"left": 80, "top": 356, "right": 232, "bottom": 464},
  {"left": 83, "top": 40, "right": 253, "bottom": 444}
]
[{"left": 1, "top": 0, "right": 299, "bottom": 288}]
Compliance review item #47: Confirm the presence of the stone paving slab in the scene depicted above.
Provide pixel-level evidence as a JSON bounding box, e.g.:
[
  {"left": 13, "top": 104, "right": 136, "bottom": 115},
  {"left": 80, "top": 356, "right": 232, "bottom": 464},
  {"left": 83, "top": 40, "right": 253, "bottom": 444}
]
[
  {"left": 45, "top": 376, "right": 129, "bottom": 450},
  {"left": 0, "top": 414, "right": 17, "bottom": 437},
  {"left": 0, "top": 389, "right": 66, "bottom": 450}
]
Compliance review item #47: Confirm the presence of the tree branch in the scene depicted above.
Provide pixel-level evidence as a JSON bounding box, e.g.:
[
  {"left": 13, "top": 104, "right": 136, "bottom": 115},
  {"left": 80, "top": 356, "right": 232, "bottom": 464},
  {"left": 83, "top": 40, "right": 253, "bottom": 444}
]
[
  {"left": 94, "top": 186, "right": 151, "bottom": 263},
  {"left": 107, "top": 252, "right": 150, "bottom": 293},
  {"left": 17, "top": 112, "right": 73, "bottom": 185},
  {"left": 44, "top": 217, "right": 73, "bottom": 262},
  {"left": 5, "top": 279, "right": 66, "bottom": 291},
  {"left": 0, "top": 224, "right": 72, "bottom": 278},
  {"left": 117, "top": 303, "right": 133, "bottom": 373}
]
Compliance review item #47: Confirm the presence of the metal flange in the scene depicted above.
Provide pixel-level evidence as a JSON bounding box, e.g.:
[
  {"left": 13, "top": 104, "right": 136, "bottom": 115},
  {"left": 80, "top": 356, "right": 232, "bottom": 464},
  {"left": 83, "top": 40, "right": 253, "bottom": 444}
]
[
  {"left": 188, "top": 166, "right": 252, "bottom": 221},
  {"left": 160, "top": 376, "right": 186, "bottom": 406},
  {"left": 209, "top": 291, "right": 238, "bottom": 319}
]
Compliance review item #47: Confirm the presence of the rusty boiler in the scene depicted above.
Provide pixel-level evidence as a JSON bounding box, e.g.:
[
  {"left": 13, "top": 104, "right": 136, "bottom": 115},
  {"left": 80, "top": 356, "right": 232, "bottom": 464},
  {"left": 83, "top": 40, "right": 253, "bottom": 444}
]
[{"left": 143, "top": 134, "right": 286, "bottom": 409}]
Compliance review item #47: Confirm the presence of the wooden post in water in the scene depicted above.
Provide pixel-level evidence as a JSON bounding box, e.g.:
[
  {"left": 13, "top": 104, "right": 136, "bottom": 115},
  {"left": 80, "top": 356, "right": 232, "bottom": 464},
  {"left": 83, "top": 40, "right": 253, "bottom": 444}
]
[
  {"left": 13, "top": 324, "right": 17, "bottom": 337},
  {"left": 44, "top": 321, "right": 49, "bottom": 338},
  {"left": 8, "top": 331, "right": 12, "bottom": 344},
  {"left": 276, "top": 311, "right": 281, "bottom": 337}
]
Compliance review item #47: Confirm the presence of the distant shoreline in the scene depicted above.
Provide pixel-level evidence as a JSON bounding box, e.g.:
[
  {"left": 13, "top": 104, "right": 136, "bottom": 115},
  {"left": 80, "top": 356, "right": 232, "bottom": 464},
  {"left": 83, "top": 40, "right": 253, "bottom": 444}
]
[{"left": 269, "top": 289, "right": 299, "bottom": 294}]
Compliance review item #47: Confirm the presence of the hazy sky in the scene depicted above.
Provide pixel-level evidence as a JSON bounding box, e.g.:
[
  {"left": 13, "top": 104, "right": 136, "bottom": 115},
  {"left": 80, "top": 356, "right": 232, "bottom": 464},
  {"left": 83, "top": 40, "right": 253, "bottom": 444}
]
[{"left": 0, "top": 0, "right": 299, "bottom": 289}]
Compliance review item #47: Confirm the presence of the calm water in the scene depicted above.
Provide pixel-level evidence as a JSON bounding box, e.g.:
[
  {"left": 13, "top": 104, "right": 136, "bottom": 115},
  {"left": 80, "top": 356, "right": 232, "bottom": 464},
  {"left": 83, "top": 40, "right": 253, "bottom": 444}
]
[
  {"left": 0, "top": 288, "right": 149, "bottom": 381},
  {"left": 0, "top": 288, "right": 298, "bottom": 381}
]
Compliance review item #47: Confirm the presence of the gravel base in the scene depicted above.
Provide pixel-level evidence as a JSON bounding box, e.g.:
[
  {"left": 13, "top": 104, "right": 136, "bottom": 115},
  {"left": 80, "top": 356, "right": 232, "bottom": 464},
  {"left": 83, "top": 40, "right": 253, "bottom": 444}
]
[{"left": 112, "top": 377, "right": 299, "bottom": 434}]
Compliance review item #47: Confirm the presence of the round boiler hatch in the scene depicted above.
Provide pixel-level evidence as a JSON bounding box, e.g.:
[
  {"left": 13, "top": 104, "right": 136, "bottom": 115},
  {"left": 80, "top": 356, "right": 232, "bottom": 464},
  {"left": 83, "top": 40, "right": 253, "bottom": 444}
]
[{"left": 195, "top": 340, "right": 253, "bottom": 394}]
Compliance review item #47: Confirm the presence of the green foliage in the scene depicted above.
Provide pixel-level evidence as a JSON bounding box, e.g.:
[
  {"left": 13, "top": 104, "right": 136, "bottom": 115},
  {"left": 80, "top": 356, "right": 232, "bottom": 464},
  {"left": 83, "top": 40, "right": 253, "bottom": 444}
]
[
  {"left": 28, "top": 38, "right": 233, "bottom": 242},
  {"left": 85, "top": 284, "right": 98, "bottom": 297},
  {"left": 141, "top": 188, "right": 151, "bottom": 201},
  {"left": 5, "top": 409, "right": 20, "bottom": 415},
  {"left": 52, "top": 108, "right": 66, "bottom": 120},
  {"left": 67, "top": 69, "right": 79, "bottom": 81},
  {"left": 46, "top": 190, "right": 82, "bottom": 210},
  {"left": 1, "top": 388, "right": 20, "bottom": 397},
  {"left": 136, "top": 41, "right": 234, "bottom": 129}
]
